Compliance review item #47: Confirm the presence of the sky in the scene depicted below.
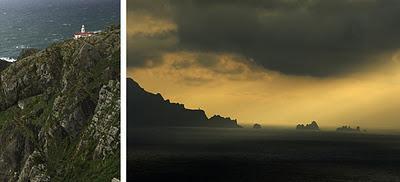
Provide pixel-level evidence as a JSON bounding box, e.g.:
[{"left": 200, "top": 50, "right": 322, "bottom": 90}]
[{"left": 128, "top": 0, "right": 400, "bottom": 129}]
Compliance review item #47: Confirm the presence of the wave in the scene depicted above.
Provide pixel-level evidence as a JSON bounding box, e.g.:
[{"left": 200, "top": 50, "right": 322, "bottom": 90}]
[
  {"left": 15, "top": 45, "right": 30, "bottom": 49},
  {"left": 0, "top": 57, "right": 17, "bottom": 62}
]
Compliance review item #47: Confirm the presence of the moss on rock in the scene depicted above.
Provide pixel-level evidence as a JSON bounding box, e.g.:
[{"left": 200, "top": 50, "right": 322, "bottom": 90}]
[{"left": 0, "top": 26, "right": 120, "bottom": 181}]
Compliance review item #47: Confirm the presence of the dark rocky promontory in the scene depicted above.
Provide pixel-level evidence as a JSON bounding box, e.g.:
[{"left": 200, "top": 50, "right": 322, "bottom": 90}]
[{"left": 127, "top": 78, "right": 240, "bottom": 128}]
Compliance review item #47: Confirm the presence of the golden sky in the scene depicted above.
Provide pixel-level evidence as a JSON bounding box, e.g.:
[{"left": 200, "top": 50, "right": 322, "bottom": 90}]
[{"left": 128, "top": 0, "right": 400, "bottom": 129}]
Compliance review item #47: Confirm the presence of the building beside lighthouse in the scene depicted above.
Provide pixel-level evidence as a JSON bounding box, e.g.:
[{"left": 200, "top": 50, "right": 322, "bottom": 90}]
[{"left": 74, "top": 25, "right": 95, "bottom": 39}]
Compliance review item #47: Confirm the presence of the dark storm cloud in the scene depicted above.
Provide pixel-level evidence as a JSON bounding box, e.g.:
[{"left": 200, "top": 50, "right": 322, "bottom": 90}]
[
  {"left": 127, "top": 0, "right": 176, "bottom": 68},
  {"left": 129, "top": 0, "right": 400, "bottom": 76},
  {"left": 173, "top": 0, "right": 400, "bottom": 76},
  {"left": 128, "top": 0, "right": 173, "bottom": 18},
  {"left": 127, "top": 31, "right": 177, "bottom": 68}
]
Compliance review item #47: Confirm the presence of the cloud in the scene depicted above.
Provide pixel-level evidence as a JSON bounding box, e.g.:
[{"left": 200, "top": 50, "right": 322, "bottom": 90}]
[
  {"left": 127, "top": 31, "right": 178, "bottom": 68},
  {"left": 127, "top": 5, "right": 178, "bottom": 68},
  {"left": 129, "top": 0, "right": 400, "bottom": 77},
  {"left": 128, "top": 0, "right": 400, "bottom": 129}
]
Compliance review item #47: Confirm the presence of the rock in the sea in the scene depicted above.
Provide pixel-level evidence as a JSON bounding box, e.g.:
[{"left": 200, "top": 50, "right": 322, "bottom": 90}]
[
  {"left": 253, "top": 123, "right": 262, "bottom": 129},
  {"left": 296, "top": 121, "right": 320, "bottom": 130},
  {"left": 336, "top": 125, "right": 362, "bottom": 132}
]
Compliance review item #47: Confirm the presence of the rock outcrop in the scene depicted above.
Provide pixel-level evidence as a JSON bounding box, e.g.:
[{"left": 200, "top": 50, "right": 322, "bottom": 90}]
[
  {"left": 296, "top": 121, "right": 320, "bottom": 130},
  {"left": 17, "top": 48, "right": 39, "bottom": 61},
  {"left": 0, "top": 26, "right": 120, "bottom": 181},
  {"left": 253, "top": 123, "right": 262, "bottom": 129},
  {"left": 0, "top": 59, "right": 11, "bottom": 72},
  {"left": 336, "top": 125, "right": 362, "bottom": 132},
  {"left": 127, "top": 78, "right": 240, "bottom": 128},
  {"left": 207, "top": 115, "right": 239, "bottom": 127}
]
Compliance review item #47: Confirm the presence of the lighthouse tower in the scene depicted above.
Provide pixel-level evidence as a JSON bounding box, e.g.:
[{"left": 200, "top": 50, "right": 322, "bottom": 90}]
[
  {"left": 81, "top": 25, "right": 85, "bottom": 33},
  {"left": 74, "top": 25, "right": 94, "bottom": 39}
]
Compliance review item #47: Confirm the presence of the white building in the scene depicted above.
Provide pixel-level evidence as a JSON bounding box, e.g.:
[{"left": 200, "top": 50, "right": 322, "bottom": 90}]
[{"left": 74, "top": 25, "right": 94, "bottom": 39}]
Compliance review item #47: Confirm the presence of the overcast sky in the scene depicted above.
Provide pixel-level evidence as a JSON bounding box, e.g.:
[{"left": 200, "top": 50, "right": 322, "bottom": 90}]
[{"left": 128, "top": 0, "right": 400, "bottom": 129}]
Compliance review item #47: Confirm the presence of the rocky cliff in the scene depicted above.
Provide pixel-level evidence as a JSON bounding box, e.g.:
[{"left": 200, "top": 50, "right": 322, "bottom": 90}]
[
  {"left": 0, "top": 60, "right": 11, "bottom": 73},
  {"left": 0, "top": 26, "right": 120, "bottom": 181},
  {"left": 127, "top": 78, "right": 240, "bottom": 128}
]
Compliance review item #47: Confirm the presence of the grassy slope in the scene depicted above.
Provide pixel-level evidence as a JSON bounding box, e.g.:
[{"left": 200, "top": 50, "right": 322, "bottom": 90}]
[{"left": 0, "top": 26, "right": 120, "bottom": 181}]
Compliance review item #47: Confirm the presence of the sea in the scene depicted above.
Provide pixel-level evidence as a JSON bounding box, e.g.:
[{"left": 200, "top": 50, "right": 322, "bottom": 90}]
[{"left": 0, "top": 0, "right": 120, "bottom": 62}]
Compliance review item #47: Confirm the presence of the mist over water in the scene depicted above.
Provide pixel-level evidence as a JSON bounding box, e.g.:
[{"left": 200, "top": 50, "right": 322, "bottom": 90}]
[{"left": 0, "top": 0, "right": 120, "bottom": 58}]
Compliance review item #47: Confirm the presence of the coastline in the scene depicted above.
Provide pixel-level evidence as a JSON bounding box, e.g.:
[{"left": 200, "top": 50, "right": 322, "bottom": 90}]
[{"left": 0, "top": 57, "right": 16, "bottom": 62}]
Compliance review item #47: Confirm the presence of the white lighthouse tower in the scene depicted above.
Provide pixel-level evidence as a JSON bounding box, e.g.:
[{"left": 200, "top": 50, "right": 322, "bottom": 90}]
[
  {"left": 74, "top": 24, "right": 94, "bottom": 39},
  {"left": 81, "top": 25, "right": 85, "bottom": 33}
]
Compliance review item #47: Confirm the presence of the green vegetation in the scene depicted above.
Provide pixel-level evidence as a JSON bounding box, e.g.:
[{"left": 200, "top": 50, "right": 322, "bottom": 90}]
[{"left": 0, "top": 26, "right": 120, "bottom": 181}]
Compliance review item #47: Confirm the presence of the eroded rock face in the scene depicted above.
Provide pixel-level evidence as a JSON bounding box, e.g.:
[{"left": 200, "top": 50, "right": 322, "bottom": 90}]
[
  {"left": 0, "top": 26, "right": 120, "bottom": 181},
  {"left": 17, "top": 151, "right": 50, "bottom": 182},
  {"left": 77, "top": 80, "right": 120, "bottom": 160}
]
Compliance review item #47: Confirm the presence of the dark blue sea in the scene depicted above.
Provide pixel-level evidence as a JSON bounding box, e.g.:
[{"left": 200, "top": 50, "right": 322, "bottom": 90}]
[{"left": 0, "top": 0, "right": 120, "bottom": 61}]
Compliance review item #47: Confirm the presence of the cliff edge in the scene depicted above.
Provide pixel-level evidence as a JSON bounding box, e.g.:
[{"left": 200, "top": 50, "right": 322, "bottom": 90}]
[{"left": 0, "top": 26, "right": 120, "bottom": 181}]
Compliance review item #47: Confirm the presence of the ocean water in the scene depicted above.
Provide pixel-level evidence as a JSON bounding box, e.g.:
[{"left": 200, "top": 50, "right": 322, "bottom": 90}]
[{"left": 0, "top": 0, "right": 120, "bottom": 61}]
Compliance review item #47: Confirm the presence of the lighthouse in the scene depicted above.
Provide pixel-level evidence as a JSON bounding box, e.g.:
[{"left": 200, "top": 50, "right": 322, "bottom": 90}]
[
  {"left": 81, "top": 25, "right": 85, "bottom": 33},
  {"left": 74, "top": 25, "right": 94, "bottom": 39}
]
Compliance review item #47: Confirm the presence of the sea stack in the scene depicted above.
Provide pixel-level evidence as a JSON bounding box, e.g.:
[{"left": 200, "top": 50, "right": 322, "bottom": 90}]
[
  {"left": 336, "top": 125, "right": 362, "bottom": 132},
  {"left": 296, "top": 121, "right": 320, "bottom": 130},
  {"left": 253, "top": 123, "right": 262, "bottom": 129}
]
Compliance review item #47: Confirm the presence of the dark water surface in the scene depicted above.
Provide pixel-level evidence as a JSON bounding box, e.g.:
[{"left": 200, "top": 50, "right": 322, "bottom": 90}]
[
  {"left": 128, "top": 128, "right": 400, "bottom": 182},
  {"left": 0, "top": 0, "right": 119, "bottom": 59}
]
